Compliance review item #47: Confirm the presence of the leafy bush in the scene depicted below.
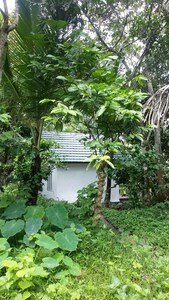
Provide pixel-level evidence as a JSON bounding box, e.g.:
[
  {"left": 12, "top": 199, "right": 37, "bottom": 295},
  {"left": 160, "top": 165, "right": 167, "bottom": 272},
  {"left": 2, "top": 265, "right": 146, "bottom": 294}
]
[
  {"left": 65, "top": 182, "right": 97, "bottom": 221},
  {"left": 0, "top": 195, "right": 85, "bottom": 298},
  {"left": 113, "top": 146, "right": 167, "bottom": 207}
]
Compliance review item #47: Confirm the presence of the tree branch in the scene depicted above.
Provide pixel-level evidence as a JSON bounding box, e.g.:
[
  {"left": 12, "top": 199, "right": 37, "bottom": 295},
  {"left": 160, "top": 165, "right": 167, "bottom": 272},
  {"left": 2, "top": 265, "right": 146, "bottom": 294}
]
[
  {"left": 7, "top": 24, "right": 17, "bottom": 33},
  {"left": 112, "top": 1, "right": 129, "bottom": 52},
  {"left": 3, "top": 0, "right": 8, "bottom": 15},
  {"left": 82, "top": 7, "right": 120, "bottom": 56}
]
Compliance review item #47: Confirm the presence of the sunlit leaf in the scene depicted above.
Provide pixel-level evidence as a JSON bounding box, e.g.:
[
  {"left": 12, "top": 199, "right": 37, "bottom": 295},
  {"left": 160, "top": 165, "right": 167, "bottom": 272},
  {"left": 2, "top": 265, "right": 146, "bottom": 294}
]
[
  {"left": 56, "top": 76, "right": 68, "bottom": 81},
  {"left": 109, "top": 275, "right": 121, "bottom": 289},
  {"left": 24, "top": 206, "right": 45, "bottom": 220},
  {"left": 41, "top": 257, "right": 60, "bottom": 269},
  {"left": 55, "top": 228, "right": 78, "bottom": 251},
  {"left": 18, "top": 280, "right": 33, "bottom": 290},
  {"left": 95, "top": 105, "right": 106, "bottom": 118}
]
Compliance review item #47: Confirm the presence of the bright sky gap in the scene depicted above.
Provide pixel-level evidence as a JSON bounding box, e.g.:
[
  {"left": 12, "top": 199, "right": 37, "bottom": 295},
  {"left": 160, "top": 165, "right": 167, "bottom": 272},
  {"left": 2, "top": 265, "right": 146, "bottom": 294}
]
[{"left": 0, "top": 0, "right": 15, "bottom": 11}]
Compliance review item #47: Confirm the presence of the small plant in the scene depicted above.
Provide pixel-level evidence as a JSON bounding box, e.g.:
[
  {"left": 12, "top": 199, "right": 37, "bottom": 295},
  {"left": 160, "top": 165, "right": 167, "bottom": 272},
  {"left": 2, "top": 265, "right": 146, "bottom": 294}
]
[
  {"left": 64, "top": 182, "right": 97, "bottom": 221},
  {"left": 76, "top": 182, "right": 97, "bottom": 216}
]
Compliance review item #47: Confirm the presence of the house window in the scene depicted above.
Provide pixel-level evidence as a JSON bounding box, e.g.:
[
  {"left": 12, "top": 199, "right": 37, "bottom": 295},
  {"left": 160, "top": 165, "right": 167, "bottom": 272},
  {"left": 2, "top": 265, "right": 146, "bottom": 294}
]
[{"left": 47, "top": 173, "right": 52, "bottom": 191}]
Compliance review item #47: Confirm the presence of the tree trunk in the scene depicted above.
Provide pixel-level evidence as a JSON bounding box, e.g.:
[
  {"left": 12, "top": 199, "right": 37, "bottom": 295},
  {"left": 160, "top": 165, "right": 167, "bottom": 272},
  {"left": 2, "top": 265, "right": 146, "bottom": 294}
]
[
  {"left": 0, "top": 6, "right": 9, "bottom": 83},
  {"left": 154, "top": 124, "right": 165, "bottom": 185},
  {"left": 143, "top": 164, "right": 151, "bottom": 203},
  {"left": 104, "top": 176, "right": 111, "bottom": 207},
  {"left": 28, "top": 121, "right": 43, "bottom": 205},
  {"left": 28, "top": 152, "right": 42, "bottom": 205},
  {"left": 154, "top": 124, "right": 167, "bottom": 201},
  {"left": 0, "top": 29, "right": 7, "bottom": 81},
  {"left": 94, "top": 162, "right": 106, "bottom": 219},
  {"left": 0, "top": 0, "right": 17, "bottom": 82}
]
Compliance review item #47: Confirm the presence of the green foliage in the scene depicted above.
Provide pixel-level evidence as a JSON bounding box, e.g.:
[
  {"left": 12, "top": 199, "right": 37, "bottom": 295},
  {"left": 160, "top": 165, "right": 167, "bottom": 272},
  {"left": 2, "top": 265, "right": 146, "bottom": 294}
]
[
  {"left": 3, "top": 202, "right": 26, "bottom": 219},
  {"left": 0, "top": 237, "right": 10, "bottom": 269},
  {"left": 87, "top": 154, "right": 115, "bottom": 170},
  {"left": 35, "top": 234, "right": 58, "bottom": 250},
  {"left": 63, "top": 256, "right": 81, "bottom": 276},
  {"left": 0, "top": 195, "right": 83, "bottom": 298},
  {"left": 1, "top": 220, "right": 25, "bottom": 239},
  {"left": 1, "top": 0, "right": 169, "bottom": 296},
  {"left": 102, "top": 204, "right": 169, "bottom": 247},
  {"left": 46, "top": 203, "right": 68, "bottom": 229},
  {"left": 41, "top": 257, "right": 60, "bottom": 269},
  {"left": 0, "top": 248, "right": 49, "bottom": 299},
  {"left": 113, "top": 146, "right": 166, "bottom": 206},
  {"left": 25, "top": 218, "right": 43, "bottom": 237},
  {"left": 65, "top": 182, "right": 97, "bottom": 220},
  {"left": 12, "top": 138, "right": 62, "bottom": 193},
  {"left": 24, "top": 205, "right": 45, "bottom": 220},
  {"left": 1, "top": 193, "right": 169, "bottom": 298},
  {"left": 55, "top": 228, "right": 79, "bottom": 251},
  {"left": 0, "top": 113, "right": 11, "bottom": 125}
]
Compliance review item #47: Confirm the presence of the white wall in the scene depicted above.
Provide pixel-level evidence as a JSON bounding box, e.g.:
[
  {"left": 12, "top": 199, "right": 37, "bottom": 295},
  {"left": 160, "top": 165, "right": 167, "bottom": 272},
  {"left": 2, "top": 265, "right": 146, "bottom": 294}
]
[{"left": 42, "top": 163, "right": 119, "bottom": 203}]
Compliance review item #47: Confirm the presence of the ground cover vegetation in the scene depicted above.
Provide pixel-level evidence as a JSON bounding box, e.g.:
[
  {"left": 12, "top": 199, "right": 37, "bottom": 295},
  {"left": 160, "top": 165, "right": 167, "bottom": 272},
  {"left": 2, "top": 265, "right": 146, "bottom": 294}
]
[
  {"left": 1, "top": 192, "right": 169, "bottom": 299},
  {"left": 0, "top": 0, "right": 169, "bottom": 298}
]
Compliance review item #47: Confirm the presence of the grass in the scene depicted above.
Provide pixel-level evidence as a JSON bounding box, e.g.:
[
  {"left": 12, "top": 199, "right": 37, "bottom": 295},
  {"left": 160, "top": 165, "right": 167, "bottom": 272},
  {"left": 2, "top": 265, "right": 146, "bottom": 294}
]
[
  {"left": 66, "top": 204, "right": 169, "bottom": 299},
  {"left": 102, "top": 203, "right": 169, "bottom": 249}
]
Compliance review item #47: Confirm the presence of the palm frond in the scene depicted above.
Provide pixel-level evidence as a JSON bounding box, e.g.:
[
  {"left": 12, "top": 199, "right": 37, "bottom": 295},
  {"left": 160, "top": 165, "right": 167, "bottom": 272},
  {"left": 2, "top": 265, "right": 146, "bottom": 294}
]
[{"left": 143, "top": 84, "right": 169, "bottom": 126}]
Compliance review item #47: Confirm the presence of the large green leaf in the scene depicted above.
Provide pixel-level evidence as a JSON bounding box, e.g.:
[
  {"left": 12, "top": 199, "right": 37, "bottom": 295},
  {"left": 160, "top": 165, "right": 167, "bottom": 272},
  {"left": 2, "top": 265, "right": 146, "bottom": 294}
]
[
  {"left": 0, "top": 220, "right": 5, "bottom": 228},
  {"left": 1, "top": 220, "right": 25, "bottom": 238},
  {"left": 46, "top": 19, "right": 67, "bottom": 29},
  {"left": 41, "top": 257, "right": 60, "bottom": 269},
  {"left": 22, "top": 235, "right": 35, "bottom": 248},
  {"left": 53, "top": 252, "right": 64, "bottom": 263},
  {"left": 3, "top": 202, "right": 26, "bottom": 219},
  {"left": 0, "top": 238, "right": 10, "bottom": 251},
  {"left": 16, "top": 266, "right": 48, "bottom": 278},
  {"left": 63, "top": 256, "right": 74, "bottom": 268},
  {"left": 18, "top": 280, "right": 33, "bottom": 291},
  {"left": 67, "top": 222, "right": 86, "bottom": 233},
  {"left": 35, "top": 234, "right": 58, "bottom": 250},
  {"left": 25, "top": 218, "right": 42, "bottom": 237},
  {"left": 0, "top": 199, "right": 11, "bottom": 209},
  {"left": 63, "top": 256, "right": 81, "bottom": 276},
  {"left": 24, "top": 206, "right": 45, "bottom": 220},
  {"left": 69, "top": 263, "right": 81, "bottom": 276},
  {"left": 46, "top": 204, "right": 68, "bottom": 229},
  {"left": 0, "top": 253, "right": 10, "bottom": 269},
  {"left": 54, "top": 229, "right": 78, "bottom": 251}
]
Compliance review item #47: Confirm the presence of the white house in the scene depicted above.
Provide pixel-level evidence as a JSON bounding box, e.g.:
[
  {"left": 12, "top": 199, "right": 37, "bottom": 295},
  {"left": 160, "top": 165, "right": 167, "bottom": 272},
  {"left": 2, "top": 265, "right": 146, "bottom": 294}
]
[{"left": 42, "top": 131, "right": 119, "bottom": 203}]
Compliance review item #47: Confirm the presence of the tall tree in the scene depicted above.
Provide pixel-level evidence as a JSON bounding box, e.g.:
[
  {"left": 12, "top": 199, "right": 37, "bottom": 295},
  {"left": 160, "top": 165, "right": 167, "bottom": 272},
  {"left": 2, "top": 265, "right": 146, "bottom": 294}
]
[
  {"left": 79, "top": 0, "right": 169, "bottom": 86},
  {"left": 65, "top": 44, "right": 145, "bottom": 214},
  {"left": 143, "top": 84, "right": 169, "bottom": 196},
  {"left": 1, "top": 0, "right": 82, "bottom": 204},
  {"left": 0, "top": 0, "right": 17, "bottom": 81}
]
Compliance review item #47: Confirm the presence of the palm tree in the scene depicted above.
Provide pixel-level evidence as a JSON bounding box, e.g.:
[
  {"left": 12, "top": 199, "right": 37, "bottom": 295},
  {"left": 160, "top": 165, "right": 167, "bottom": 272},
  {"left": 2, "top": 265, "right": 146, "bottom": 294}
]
[
  {"left": 143, "top": 84, "right": 169, "bottom": 153},
  {"left": 1, "top": 0, "right": 82, "bottom": 204},
  {"left": 143, "top": 84, "right": 169, "bottom": 128},
  {"left": 143, "top": 84, "right": 169, "bottom": 190}
]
